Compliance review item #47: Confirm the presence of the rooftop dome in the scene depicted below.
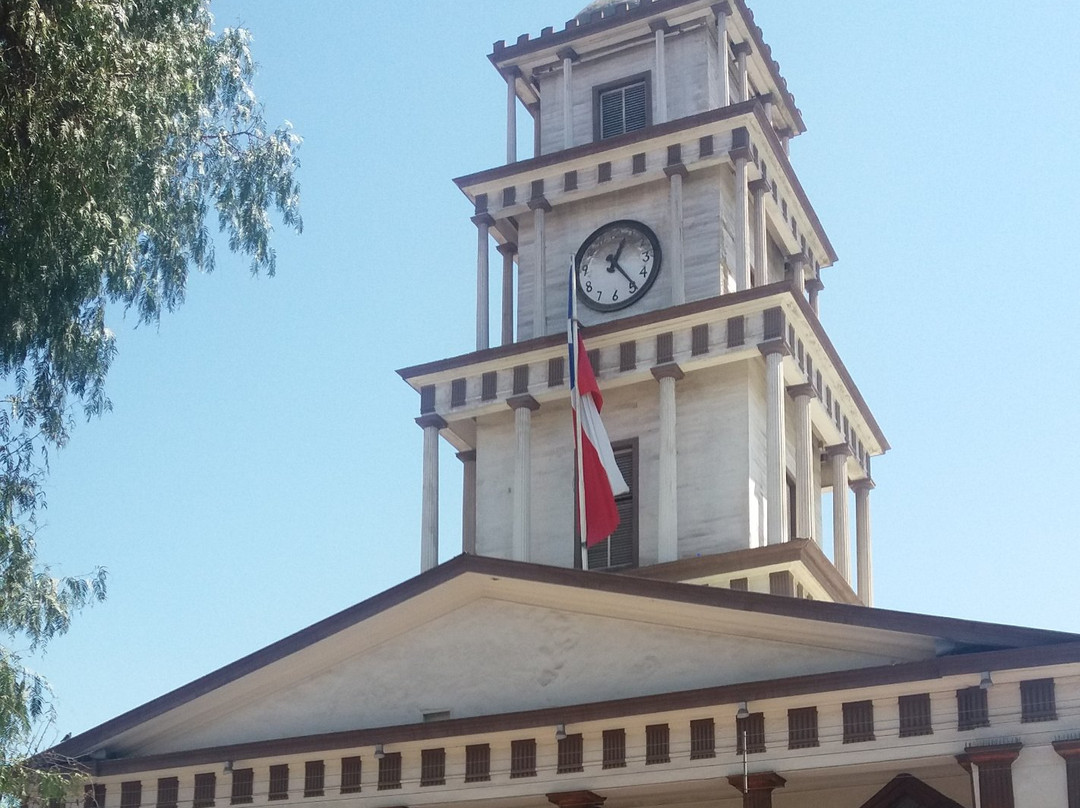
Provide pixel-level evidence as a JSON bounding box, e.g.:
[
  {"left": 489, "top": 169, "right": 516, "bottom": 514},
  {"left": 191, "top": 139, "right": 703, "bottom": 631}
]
[{"left": 575, "top": 0, "right": 641, "bottom": 23}]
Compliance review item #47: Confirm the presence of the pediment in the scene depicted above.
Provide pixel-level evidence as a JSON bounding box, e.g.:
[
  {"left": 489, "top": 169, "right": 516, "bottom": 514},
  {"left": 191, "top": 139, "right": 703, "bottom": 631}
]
[{"left": 53, "top": 555, "right": 1077, "bottom": 760}]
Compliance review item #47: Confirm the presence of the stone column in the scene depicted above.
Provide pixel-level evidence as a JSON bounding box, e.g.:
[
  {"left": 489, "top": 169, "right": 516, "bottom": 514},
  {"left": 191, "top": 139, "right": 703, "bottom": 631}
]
[
  {"left": 749, "top": 179, "right": 769, "bottom": 285},
  {"left": 652, "top": 363, "right": 684, "bottom": 563},
  {"left": 827, "top": 444, "right": 851, "bottom": 583},
  {"left": 471, "top": 213, "right": 493, "bottom": 351},
  {"left": 732, "top": 41, "right": 752, "bottom": 102},
  {"left": 787, "top": 383, "right": 815, "bottom": 541},
  {"left": 532, "top": 104, "right": 541, "bottom": 158},
  {"left": 1053, "top": 739, "right": 1080, "bottom": 808},
  {"left": 806, "top": 276, "right": 824, "bottom": 316},
  {"left": 508, "top": 395, "right": 539, "bottom": 562},
  {"left": 812, "top": 438, "right": 823, "bottom": 547},
  {"left": 530, "top": 198, "right": 551, "bottom": 338},
  {"left": 957, "top": 743, "right": 1022, "bottom": 808},
  {"left": 727, "top": 772, "right": 786, "bottom": 808},
  {"left": 852, "top": 478, "right": 874, "bottom": 606},
  {"left": 505, "top": 68, "right": 519, "bottom": 163},
  {"left": 778, "top": 127, "right": 792, "bottom": 155},
  {"left": 665, "top": 164, "right": 687, "bottom": 304},
  {"left": 652, "top": 21, "right": 668, "bottom": 123},
  {"left": 457, "top": 450, "right": 477, "bottom": 555},
  {"left": 788, "top": 252, "right": 807, "bottom": 298},
  {"left": 416, "top": 414, "right": 447, "bottom": 572},
  {"left": 497, "top": 242, "right": 517, "bottom": 345},
  {"left": 730, "top": 136, "right": 753, "bottom": 291},
  {"left": 713, "top": 3, "right": 731, "bottom": 108},
  {"left": 558, "top": 49, "right": 577, "bottom": 150},
  {"left": 759, "top": 340, "right": 789, "bottom": 545}
]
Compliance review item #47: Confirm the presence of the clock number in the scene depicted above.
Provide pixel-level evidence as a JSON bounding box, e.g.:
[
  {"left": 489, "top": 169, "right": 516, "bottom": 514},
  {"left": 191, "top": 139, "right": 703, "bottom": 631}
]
[
  {"left": 642, "top": 250, "right": 651, "bottom": 261},
  {"left": 639, "top": 267, "right": 648, "bottom": 277},
  {"left": 612, "top": 290, "right": 619, "bottom": 302},
  {"left": 628, "top": 281, "right": 637, "bottom": 292},
  {"left": 585, "top": 280, "right": 593, "bottom": 293},
  {"left": 595, "top": 290, "right": 603, "bottom": 301}
]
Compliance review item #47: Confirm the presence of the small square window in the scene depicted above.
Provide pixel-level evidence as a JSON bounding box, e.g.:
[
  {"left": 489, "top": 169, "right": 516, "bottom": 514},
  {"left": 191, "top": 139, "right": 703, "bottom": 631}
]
[
  {"left": 1020, "top": 678, "right": 1057, "bottom": 722},
  {"left": 788, "top": 707, "right": 818, "bottom": 749},
  {"left": 842, "top": 700, "right": 875, "bottom": 743},
  {"left": 957, "top": 686, "right": 989, "bottom": 731},
  {"left": 898, "top": 693, "right": 932, "bottom": 737},
  {"left": 597, "top": 79, "right": 649, "bottom": 140},
  {"left": 736, "top": 712, "right": 766, "bottom": 754}
]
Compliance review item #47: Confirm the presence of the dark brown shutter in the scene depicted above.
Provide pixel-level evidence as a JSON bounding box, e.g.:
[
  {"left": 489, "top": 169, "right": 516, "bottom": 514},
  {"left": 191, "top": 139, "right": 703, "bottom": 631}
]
[
  {"left": 957, "top": 686, "right": 989, "bottom": 730},
  {"left": 512, "top": 364, "right": 529, "bottom": 394},
  {"left": 267, "top": 766, "right": 289, "bottom": 800},
  {"left": 564, "top": 171, "right": 578, "bottom": 192},
  {"left": 737, "top": 712, "right": 766, "bottom": 753},
  {"left": 155, "top": 778, "right": 178, "bottom": 808},
  {"left": 602, "top": 729, "right": 626, "bottom": 769},
  {"left": 619, "top": 341, "right": 636, "bottom": 371},
  {"left": 632, "top": 153, "right": 646, "bottom": 174},
  {"left": 1020, "top": 678, "right": 1056, "bottom": 722},
  {"left": 788, "top": 707, "right": 818, "bottom": 749},
  {"left": 656, "top": 332, "right": 674, "bottom": 363},
  {"left": 645, "top": 723, "right": 670, "bottom": 764},
  {"left": 557, "top": 734, "right": 584, "bottom": 773},
  {"left": 699, "top": 135, "right": 714, "bottom": 157},
  {"left": 548, "top": 356, "right": 565, "bottom": 387},
  {"left": 729, "top": 577, "right": 748, "bottom": 591},
  {"left": 377, "top": 753, "right": 402, "bottom": 790},
  {"left": 229, "top": 770, "right": 253, "bottom": 805},
  {"left": 192, "top": 774, "right": 215, "bottom": 808},
  {"left": 465, "top": 744, "right": 491, "bottom": 782},
  {"left": 340, "top": 757, "right": 362, "bottom": 794},
  {"left": 419, "top": 385, "right": 436, "bottom": 414},
  {"left": 842, "top": 700, "right": 875, "bottom": 743},
  {"left": 726, "top": 316, "right": 744, "bottom": 347},
  {"left": 763, "top": 307, "right": 784, "bottom": 340},
  {"left": 420, "top": 748, "right": 445, "bottom": 786},
  {"left": 502, "top": 186, "right": 516, "bottom": 207},
  {"left": 85, "top": 785, "right": 107, "bottom": 808},
  {"left": 769, "top": 570, "right": 794, "bottom": 597},
  {"left": 587, "top": 445, "right": 636, "bottom": 570},
  {"left": 1065, "top": 755, "right": 1080, "bottom": 808},
  {"left": 303, "top": 761, "right": 324, "bottom": 797},
  {"left": 979, "top": 762, "right": 1017, "bottom": 808},
  {"left": 598, "top": 162, "right": 612, "bottom": 182},
  {"left": 898, "top": 693, "right": 933, "bottom": 737},
  {"left": 690, "top": 718, "right": 715, "bottom": 759},
  {"left": 450, "top": 378, "right": 466, "bottom": 407},
  {"left": 691, "top": 324, "right": 709, "bottom": 355},
  {"left": 481, "top": 371, "right": 497, "bottom": 400},
  {"left": 510, "top": 739, "right": 537, "bottom": 778},
  {"left": 120, "top": 783, "right": 141, "bottom": 808}
]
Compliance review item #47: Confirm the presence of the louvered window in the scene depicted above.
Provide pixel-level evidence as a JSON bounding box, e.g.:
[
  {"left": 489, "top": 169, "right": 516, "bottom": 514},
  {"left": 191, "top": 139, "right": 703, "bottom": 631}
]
[
  {"left": 1021, "top": 678, "right": 1057, "bottom": 722},
  {"left": 510, "top": 739, "right": 537, "bottom": 778},
  {"left": 957, "top": 686, "right": 989, "bottom": 731},
  {"left": 85, "top": 785, "right": 106, "bottom": 808},
  {"left": 465, "top": 744, "right": 491, "bottom": 782},
  {"left": 587, "top": 443, "right": 636, "bottom": 570},
  {"left": 898, "top": 693, "right": 933, "bottom": 737},
  {"left": 602, "top": 729, "right": 626, "bottom": 768},
  {"left": 193, "top": 774, "right": 215, "bottom": 808},
  {"left": 690, "top": 718, "right": 715, "bottom": 759},
  {"left": 230, "top": 770, "right": 253, "bottom": 805},
  {"left": 267, "top": 766, "right": 288, "bottom": 801},
  {"left": 788, "top": 707, "right": 819, "bottom": 749},
  {"left": 120, "top": 783, "right": 141, "bottom": 808},
  {"left": 598, "top": 80, "right": 649, "bottom": 140},
  {"left": 645, "top": 723, "right": 670, "bottom": 764},
  {"left": 420, "top": 748, "right": 445, "bottom": 786},
  {"left": 736, "top": 712, "right": 766, "bottom": 754},
  {"left": 340, "top": 757, "right": 362, "bottom": 794},
  {"left": 377, "top": 753, "right": 402, "bottom": 790},
  {"left": 303, "top": 761, "right": 324, "bottom": 797},
  {"left": 155, "top": 778, "right": 178, "bottom": 808},
  {"left": 842, "top": 700, "right": 875, "bottom": 743},
  {"left": 557, "top": 734, "right": 584, "bottom": 773}
]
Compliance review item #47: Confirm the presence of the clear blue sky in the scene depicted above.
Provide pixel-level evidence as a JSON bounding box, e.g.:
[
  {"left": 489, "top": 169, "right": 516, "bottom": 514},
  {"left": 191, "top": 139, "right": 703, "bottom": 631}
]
[{"left": 30, "top": 0, "right": 1080, "bottom": 741}]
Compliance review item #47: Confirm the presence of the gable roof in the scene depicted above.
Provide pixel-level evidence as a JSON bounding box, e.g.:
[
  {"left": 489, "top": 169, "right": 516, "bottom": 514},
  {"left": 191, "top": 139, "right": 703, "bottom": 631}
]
[{"left": 48, "top": 554, "right": 1080, "bottom": 764}]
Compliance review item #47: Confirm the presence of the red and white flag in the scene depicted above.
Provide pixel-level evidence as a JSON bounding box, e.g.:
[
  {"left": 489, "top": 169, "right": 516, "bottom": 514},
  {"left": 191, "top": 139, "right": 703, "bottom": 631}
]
[{"left": 568, "top": 257, "right": 629, "bottom": 547}]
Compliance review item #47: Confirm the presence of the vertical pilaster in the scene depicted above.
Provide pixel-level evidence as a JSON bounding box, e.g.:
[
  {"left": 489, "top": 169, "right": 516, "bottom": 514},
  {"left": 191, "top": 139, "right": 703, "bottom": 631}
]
[
  {"left": 778, "top": 127, "right": 792, "bottom": 155},
  {"left": 807, "top": 275, "right": 824, "bottom": 317},
  {"left": 497, "top": 242, "right": 517, "bottom": 346},
  {"left": 759, "top": 340, "right": 789, "bottom": 545},
  {"left": 651, "top": 21, "right": 669, "bottom": 123},
  {"left": 558, "top": 48, "right": 577, "bottom": 150},
  {"left": 827, "top": 444, "right": 852, "bottom": 583},
  {"left": 530, "top": 197, "right": 551, "bottom": 338},
  {"left": 788, "top": 252, "right": 807, "bottom": 298},
  {"left": 787, "top": 384, "right": 816, "bottom": 541},
  {"left": 713, "top": 3, "right": 731, "bottom": 108},
  {"left": 1053, "top": 739, "right": 1080, "bottom": 808},
  {"left": 852, "top": 478, "right": 874, "bottom": 606},
  {"left": 732, "top": 41, "right": 752, "bottom": 102},
  {"left": 505, "top": 68, "right": 519, "bottom": 164},
  {"left": 665, "top": 163, "right": 687, "bottom": 304},
  {"left": 471, "top": 213, "right": 493, "bottom": 351},
  {"left": 957, "top": 743, "right": 1022, "bottom": 808},
  {"left": 730, "top": 132, "right": 753, "bottom": 291},
  {"left": 457, "top": 450, "right": 477, "bottom": 555},
  {"left": 416, "top": 414, "right": 447, "bottom": 572},
  {"left": 652, "top": 363, "right": 684, "bottom": 563},
  {"left": 530, "top": 103, "right": 541, "bottom": 158},
  {"left": 727, "top": 772, "right": 786, "bottom": 808},
  {"left": 749, "top": 179, "right": 769, "bottom": 285},
  {"left": 812, "top": 438, "right": 823, "bottom": 546},
  {"left": 508, "top": 395, "right": 539, "bottom": 562}
]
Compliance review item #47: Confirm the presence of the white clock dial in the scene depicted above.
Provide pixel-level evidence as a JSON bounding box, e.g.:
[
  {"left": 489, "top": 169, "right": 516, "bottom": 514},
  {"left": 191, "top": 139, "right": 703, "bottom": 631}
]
[{"left": 576, "top": 220, "right": 661, "bottom": 312}]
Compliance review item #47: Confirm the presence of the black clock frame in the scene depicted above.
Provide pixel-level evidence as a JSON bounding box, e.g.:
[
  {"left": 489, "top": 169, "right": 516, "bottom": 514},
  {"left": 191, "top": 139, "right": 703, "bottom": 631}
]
[{"left": 575, "top": 219, "right": 662, "bottom": 312}]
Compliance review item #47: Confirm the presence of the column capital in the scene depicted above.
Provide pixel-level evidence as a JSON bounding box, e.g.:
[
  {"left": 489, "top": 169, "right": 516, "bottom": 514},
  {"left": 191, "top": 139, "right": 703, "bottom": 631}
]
[
  {"left": 729, "top": 145, "right": 753, "bottom": 163},
  {"left": 957, "top": 742, "right": 1023, "bottom": 771},
  {"left": 787, "top": 252, "right": 809, "bottom": 268},
  {"left": 851, "top": 477, "right": 875, "bottom": 492},
  {"left": 649, "top": 18, "right": 671, "bottom": 34},
  {"left": 503, "top": 65, "right": 523, "bottom": 80},
  {"left": 786, "top": 382, "right": 816, "bottom": 400},
  {"left": 748, "top": 178, "right": 771, "bottom": 197},
  {"left": 496, "top": 241, "right": 518, "bottom": 256},
  {"left": 507, "top": 394, "right": 540, "bottom": 412},
  {"left": 825, "top": 443, "right": 852, "bottom": 459},
  {"left": 805, "top": 277, "right": 824, "bottom": 293},
  {"left": 1054, "top": 738, "right": 1080, "bottom": 759},
  {"left": 556, "top": 46, "right": 580, "bottom": 62},
  {"left": 757, "top": 338, "right": 790, "bottom": 358},
  {"left": 778, "top": 126, "right": 794, "bottom": 140},
  {"left": 416, "top": 414, "right": 447, "bottom": 430},
  {"left": 471, "top": 212, "right": 495, "bottom": 228},
  {"left": 456, "top": 450, "right": 477, "bottom": 463},
  {"left": 731, "top": 40, "right": 753, "bottom": 58},
  {"left": 528, "top": 195, "right": 552, "bottom": 213},
  {"left": 651, "top": 362, "right": 685, "bottom": 382},
  {"left": 547, "top": 791, "right": 605, "bottom": 808},
  {"left": 663, "top": 163, "right": 688, "bottom": 178},
  {"left": 711, "top": 2, "right": 732, "bottom": 18},
  {"left": 727, "top": 771, "right": 786, "bottom": 793}
]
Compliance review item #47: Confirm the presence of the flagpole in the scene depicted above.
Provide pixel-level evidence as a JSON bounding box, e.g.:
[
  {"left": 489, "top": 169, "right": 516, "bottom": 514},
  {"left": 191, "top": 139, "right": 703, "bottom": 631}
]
[{"left": 569, "top": 255, "right": 589, "bottom": 571}]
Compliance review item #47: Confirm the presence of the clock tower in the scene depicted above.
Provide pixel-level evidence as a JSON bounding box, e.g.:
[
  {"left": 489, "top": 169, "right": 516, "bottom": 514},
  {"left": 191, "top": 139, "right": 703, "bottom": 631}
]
[{"left": 399, "top": 0, "right": 886, "bottom": 605}]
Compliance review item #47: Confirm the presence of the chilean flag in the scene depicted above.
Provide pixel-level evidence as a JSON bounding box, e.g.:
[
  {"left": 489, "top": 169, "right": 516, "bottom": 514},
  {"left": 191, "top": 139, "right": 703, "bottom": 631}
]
[{"left": 569, "top": 265, "right": 629, "bottom": 546}]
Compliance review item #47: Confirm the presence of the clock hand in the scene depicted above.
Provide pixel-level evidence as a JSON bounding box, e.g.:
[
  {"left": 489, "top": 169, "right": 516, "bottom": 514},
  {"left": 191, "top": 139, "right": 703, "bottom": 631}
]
[
  {"left": 605, "top": 239, "right": 627, "bottom": 272},
  {"left": 610, "top": 260, "right": 638, "bottom": 290}
]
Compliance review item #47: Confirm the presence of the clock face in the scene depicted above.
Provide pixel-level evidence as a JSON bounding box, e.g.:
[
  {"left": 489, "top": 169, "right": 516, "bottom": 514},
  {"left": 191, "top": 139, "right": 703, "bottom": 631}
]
[{"left": 576, "top": 220, "right": 661, "bottom": 312}]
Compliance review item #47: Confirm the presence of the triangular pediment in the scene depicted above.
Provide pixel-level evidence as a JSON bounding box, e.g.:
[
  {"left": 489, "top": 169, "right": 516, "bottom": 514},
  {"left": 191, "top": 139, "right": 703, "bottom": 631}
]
[
  {"left": 858, "top": 774, "right": 966, "bottom": 808},
  {"left": 52, "top": 555, "right": 1078, "bottom": 761}
]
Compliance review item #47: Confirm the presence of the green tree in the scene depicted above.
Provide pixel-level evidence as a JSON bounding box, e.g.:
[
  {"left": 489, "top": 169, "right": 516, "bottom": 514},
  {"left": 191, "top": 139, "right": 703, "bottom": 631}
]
[{"left": 0, "top": 0, "right": 301, "bottom": 799}]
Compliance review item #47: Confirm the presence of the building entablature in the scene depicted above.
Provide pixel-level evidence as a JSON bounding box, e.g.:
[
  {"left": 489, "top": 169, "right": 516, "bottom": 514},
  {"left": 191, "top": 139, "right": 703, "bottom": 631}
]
[
  {"left": 489, "top": 0, "right": 806, "bottom": 140},
  {"left": 454, "top": 101, "right": 835, "bottom": 272},
  {"left": 398, "top": 284, "right": 885, "bottom": 475}
]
